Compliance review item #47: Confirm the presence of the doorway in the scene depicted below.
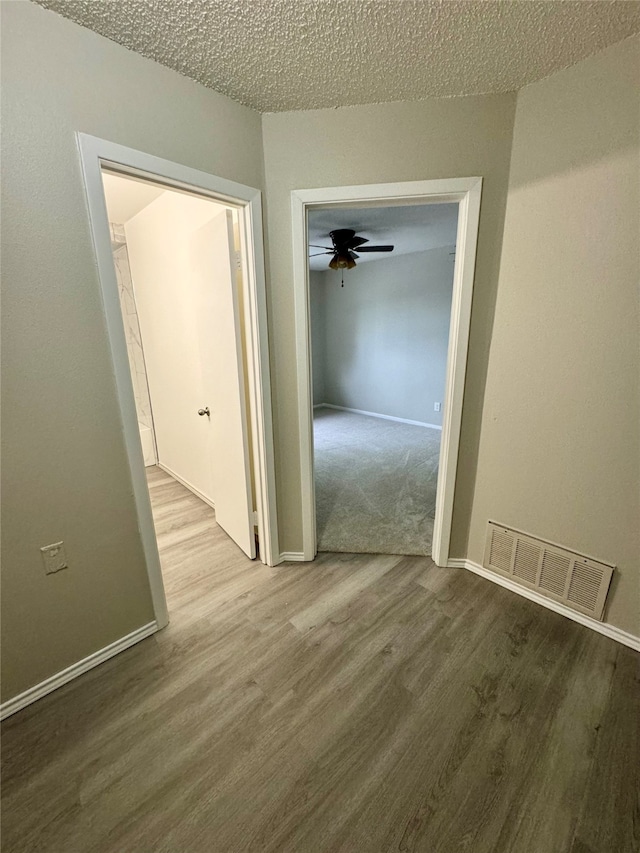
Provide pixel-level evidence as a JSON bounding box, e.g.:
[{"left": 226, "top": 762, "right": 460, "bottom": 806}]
[
  {"left": 103, "top": 168, "right": 258, "bottom": 547},
  {"left": 78, "top": 134, "right": 278, "bottom": 628},
  {"left": 292, "top": 178, "right": 483, "bottom": 565},
  {"left": 308, "top": 203, "right": 458, "bottom": 556}
]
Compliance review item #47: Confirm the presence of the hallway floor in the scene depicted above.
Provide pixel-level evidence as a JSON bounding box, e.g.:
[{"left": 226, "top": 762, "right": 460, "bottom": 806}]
[{"left": 1, "top": 471, "right": 638, "bottom": 852}]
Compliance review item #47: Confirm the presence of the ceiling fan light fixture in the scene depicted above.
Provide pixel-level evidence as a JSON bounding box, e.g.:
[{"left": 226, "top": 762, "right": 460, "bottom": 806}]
[{"left": 331, "top": 252, "right": 353, "bottom": 269}]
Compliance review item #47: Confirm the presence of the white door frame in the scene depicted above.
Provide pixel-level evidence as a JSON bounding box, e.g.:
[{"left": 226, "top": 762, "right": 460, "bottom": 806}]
[
  {"left": 291, "top": 177, "right": 483, "bottom": 565},
  {"left": 77, "top": 133, "right": 279, "bottom": 628}
]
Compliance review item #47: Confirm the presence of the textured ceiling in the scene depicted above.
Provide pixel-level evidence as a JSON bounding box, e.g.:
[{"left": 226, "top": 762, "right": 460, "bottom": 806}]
[
  {"left": 308, "top": 204, "right": 459, "bottom": 271},
  {"left": 34, "top": 1, "right": 640, "bottom": 112}
]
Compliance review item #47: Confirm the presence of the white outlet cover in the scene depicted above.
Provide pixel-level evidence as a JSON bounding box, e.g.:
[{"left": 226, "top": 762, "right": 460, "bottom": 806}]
[
  {"left": 41, "top": 541, "right": 68, "bottom": 574},
  {"left": 434, "top": 402, "right": 441, "bottom": 412}
]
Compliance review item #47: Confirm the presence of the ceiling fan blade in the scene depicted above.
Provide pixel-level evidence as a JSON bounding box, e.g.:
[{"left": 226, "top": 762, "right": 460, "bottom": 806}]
[
  {"left": 308, "top": 251, "right": 333, "bottom": 257},
  {"left": 348, "top": 251, "right": 359, "bottom": 260},
  {"left": 309, "top": 244, "right": 332, "bottom": 249},
  {"left": 355, "top": 245, "right": 394, "bottom": 252},
  {"left": 348, "top": 236, "right": 369, "bottom": 249}
]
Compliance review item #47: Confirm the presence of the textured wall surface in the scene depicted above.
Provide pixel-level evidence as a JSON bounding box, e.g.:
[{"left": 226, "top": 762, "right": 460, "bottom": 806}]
[
  {"left": 0, "top": 1, "right": 263, "bottom": 701},
  {"left": 262, "top": 93, "right": 517, "bottom": 555},
  {"left": 313, "top": 248, "right": 455, "bottom": 426},
  {"left": 34, "top": 0, "right": 640, "bottom": 112},
  {"left": 469, "top": 35, "right": 640, "bottom": 635}
]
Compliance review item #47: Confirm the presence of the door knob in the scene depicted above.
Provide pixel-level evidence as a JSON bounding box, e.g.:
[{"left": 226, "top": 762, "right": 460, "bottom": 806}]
[{"left": 198, "top": 407, "right": 210, "bottom": 417}]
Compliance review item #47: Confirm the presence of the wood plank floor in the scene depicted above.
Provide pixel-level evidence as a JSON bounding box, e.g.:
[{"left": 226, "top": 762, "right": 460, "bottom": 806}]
[{"left": 2, "top": 467, "right": 638, "bottom": 852}]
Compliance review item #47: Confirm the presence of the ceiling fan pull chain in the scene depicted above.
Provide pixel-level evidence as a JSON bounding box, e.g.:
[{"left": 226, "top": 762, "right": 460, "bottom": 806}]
[{"left": 341, "top": 270, "right": 344, "bottom": 287}]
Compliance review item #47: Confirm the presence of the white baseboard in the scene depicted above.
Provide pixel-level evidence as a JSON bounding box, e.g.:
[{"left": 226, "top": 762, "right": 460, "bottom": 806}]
[
  {"left": 158, "top": 462, "right": 215, "bottom": 510},
  {"left": 315, "top": 403, "right": 442, "bottom": 431},
  {"left": 0, "top": 621, "right": 159, "bottom": 721},
  {"left": 279, "top": 552, "right": 307, "bottom": 563},
  {"left": 448, "top": 559, "right": 640, "bottom": 652}
]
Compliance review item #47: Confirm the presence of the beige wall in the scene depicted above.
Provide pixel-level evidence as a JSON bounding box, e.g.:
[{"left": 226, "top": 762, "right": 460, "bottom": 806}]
[
  {"left": 1, "top": 2, "right": 263, "bottom": 700},
  {"left": 469, "top": 35, "right": 640, "bottom": 634},
  {"left": 262, "top": 94, "right": 517, "bottom": 555}
]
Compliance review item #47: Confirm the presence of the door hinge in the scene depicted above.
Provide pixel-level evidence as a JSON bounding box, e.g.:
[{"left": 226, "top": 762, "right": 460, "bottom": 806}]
[{"left": 252, "top": 510, "right": 258, "bottom": 526}]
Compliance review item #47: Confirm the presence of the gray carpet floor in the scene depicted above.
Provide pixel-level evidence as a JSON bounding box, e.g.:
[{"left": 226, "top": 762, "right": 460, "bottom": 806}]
[{"left": 314, "top": 408, "right": 441, "bottom": 556}]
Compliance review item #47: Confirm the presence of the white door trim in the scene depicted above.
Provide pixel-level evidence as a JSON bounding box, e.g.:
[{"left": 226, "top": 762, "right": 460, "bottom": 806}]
[
  {"left": 291, "top": 178, "right": 483, "bottom": 565},
  {"left": 77, "top": 133, "right": 279, "bottom": 629}
]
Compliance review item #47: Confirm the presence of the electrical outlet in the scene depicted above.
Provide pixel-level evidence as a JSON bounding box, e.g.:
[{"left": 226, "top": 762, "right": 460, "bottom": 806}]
[
  {"left": 41, "top": 542, "right": 68, "bottom": 575},
  {"left": 434, "top": 402, "right": 441, "bottom": 412}
]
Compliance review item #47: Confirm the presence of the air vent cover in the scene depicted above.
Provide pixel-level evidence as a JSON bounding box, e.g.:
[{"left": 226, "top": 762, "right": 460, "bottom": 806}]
[{"left": 483, "top": 522, "right": 614, "bottom": 621}]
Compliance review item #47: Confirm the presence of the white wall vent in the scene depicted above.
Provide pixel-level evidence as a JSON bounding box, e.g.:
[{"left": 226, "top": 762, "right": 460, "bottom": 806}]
[{"left": 483, "top": 521, "right": 614, "bottom": 621}]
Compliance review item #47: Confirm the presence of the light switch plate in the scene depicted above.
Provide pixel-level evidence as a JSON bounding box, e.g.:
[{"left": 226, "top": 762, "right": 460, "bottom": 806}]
[{"left": 41, "top": 542, "right": 68, "bottom": 574}]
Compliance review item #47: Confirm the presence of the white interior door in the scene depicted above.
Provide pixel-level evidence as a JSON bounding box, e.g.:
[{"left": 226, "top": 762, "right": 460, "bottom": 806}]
[
  {"left": 124, "top": 192, "right": 220, "bottom": 504},
  {"left": 190, "top": 210, "right": 256, "bottom": 558}
]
